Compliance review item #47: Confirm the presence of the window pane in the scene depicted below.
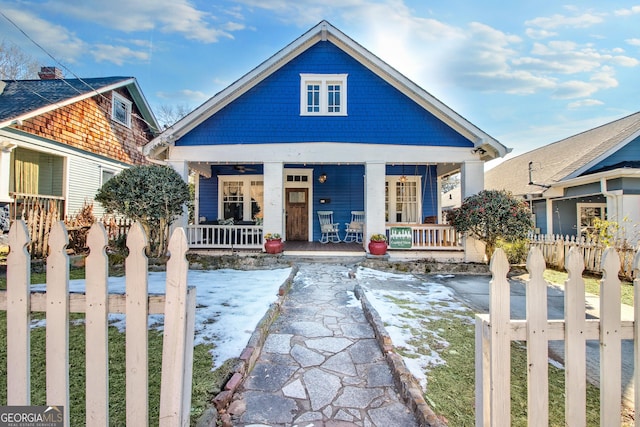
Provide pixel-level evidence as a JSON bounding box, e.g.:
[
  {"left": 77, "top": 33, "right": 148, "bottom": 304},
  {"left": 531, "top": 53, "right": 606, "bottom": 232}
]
[
  {"left": 250, "top": 180, "right": 264, "bottom": 223},
  {"left": 328, "top": 84, "right": 341, "bottom": 113},
  {"left": 396, "top": 182, "right": 418, "bottom": 222},
  {"left": 307, "top": 84, "right": 320, "bottom": 113},
  {"left": 223, "top": 181, "right": 244, "bottom": 221}
]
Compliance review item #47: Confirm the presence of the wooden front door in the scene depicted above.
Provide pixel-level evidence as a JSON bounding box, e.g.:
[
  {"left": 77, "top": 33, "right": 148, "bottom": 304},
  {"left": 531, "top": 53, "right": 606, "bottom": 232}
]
[{"left": 286, "top": 188, "right": 308, "bottom": 241}]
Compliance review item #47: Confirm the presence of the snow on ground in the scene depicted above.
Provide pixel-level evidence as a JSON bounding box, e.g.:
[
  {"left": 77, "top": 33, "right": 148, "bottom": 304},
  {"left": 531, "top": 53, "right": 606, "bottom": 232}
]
[
  {"left": 31, "top": 268, "right": 292, "bottom": 369},
  {"left": 355, "top": 267, "right": 473, "bottom": 390}
]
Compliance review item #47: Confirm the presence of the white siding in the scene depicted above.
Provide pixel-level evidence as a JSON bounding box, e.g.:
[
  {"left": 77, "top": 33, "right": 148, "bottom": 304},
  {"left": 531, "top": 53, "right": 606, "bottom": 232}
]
[{"left": 66, "top": 157, "right": 126, "bottom": 218}]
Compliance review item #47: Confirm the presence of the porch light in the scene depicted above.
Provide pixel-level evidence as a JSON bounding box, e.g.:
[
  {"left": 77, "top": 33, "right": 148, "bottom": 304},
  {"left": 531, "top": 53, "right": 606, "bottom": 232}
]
[
  {"left": 399, "top": 175, "right": 408, "bottom": 183},
  {"left": 318, "top": 172, "right": 327, "bottom": 183}
]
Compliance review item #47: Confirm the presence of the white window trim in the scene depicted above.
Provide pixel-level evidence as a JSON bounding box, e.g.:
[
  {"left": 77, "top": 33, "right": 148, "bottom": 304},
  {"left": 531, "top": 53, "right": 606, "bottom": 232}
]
[
  {"left": 300, "top": 73, "right": 347, "bottom": 116},
  {"left": 218, "top": 175, "right": 264, "bottom": 221},
  {"left": 386, "top": 176, "right": 422, "bottom": 224},
  {"left": 576, "top": 202, "right": 606, "bottom": 237},
  {"left": 112, "top": 92, "right": 132, "bottom": 127}
]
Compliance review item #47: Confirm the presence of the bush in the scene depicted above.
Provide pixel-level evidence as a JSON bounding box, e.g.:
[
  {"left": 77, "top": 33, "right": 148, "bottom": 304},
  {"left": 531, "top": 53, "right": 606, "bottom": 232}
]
[
  {"left": 447, "top": 190, "right": 532, "bottom": 261},
  {"left": 496, "top": 238, "right": 529, "bottom": 264}
]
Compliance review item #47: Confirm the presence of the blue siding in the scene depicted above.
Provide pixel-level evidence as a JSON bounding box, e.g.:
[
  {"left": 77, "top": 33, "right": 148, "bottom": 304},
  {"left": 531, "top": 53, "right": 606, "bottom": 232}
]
[
  {"left": 178, "top": 41, "right": 471, "bottom": 148},
  {"left": 531, "top": 200, "right": 547, "bottom": 234},
  {"left": 585, "top": 136, "right": 640, "bottom": 174}
]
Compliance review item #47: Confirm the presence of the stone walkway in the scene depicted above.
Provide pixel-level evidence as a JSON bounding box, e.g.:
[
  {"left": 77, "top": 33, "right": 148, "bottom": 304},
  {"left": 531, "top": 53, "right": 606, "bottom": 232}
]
[{"left": 228, "top": 262, "right": 420, "bottom": 427}]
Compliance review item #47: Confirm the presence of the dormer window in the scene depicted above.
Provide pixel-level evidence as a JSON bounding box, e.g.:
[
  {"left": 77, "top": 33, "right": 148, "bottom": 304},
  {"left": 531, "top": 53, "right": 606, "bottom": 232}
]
[
  {"left": 300, "top": 74, "right": 347, "bottom": 116},
  {"left": 112, "top": 92, "right": 132, "bottom": 127}
]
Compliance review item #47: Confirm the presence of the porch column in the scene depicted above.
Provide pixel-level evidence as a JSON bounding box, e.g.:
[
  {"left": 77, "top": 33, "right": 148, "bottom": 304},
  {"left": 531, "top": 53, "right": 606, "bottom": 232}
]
[
  {"left": 166, "top": 160, "right": 189, "bottom": 230},
  {"left": 461, "top": 160, "right": 484, "bottom": 198},
  {"left": 263, "top": 161, "right": 284, "bottom": 239},
  {"left": 0, "top": 141, "right": 16, "bottom": 203},
  {"left": 460, "top": 160, "right": 485, "bottom": 262},
  {"left": 364, "top": 161, "right": 386, "bottom": 251}
]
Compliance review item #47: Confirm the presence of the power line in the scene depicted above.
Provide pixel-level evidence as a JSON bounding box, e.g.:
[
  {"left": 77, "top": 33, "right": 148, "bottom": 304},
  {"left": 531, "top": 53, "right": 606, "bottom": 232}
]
[{"left": 0, "top": 10, "right": 159, "bottom": 133}]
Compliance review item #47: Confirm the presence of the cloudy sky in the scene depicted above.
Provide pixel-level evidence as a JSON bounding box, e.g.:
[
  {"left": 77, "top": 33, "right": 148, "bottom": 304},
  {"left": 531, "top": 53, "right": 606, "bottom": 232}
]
[{"left": 1, "top": 1, "right": 639, "bottom": 163}]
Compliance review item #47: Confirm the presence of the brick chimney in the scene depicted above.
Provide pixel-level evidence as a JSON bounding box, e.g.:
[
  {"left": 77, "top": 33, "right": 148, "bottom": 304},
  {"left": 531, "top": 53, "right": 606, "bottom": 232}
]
[{"left": 38, "top": 66, "right": 64, "bottom": 80}]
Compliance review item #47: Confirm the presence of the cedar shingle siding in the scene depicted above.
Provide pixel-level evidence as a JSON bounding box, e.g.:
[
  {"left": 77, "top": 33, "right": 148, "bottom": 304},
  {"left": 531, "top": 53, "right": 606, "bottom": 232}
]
[{"left": 16, "top": 89, "right": 150, "bottom": 166}]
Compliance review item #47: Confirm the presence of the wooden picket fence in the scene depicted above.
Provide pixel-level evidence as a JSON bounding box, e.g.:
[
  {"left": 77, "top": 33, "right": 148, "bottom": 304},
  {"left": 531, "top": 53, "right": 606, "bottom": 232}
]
[
  {"left": 530, "top": 234, "right": 637, "bottom": 280},
  {"left": 1, "top": 220, "right": 196, "bottom": 426},
  {"left": 475, "top": 246, "right": 640, "bottom": 427}
]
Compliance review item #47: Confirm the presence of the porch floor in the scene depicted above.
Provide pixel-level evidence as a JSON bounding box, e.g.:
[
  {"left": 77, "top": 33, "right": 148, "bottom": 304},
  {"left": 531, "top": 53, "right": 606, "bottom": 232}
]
[{"left": 283, "top": 241, "right": 365, "bottom": 257}]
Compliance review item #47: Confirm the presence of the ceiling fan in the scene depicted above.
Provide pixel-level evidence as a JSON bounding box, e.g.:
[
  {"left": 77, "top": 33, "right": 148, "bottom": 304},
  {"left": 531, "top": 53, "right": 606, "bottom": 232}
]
[{"left": 232, "top": 165, "right": 257, "bottom": 173}]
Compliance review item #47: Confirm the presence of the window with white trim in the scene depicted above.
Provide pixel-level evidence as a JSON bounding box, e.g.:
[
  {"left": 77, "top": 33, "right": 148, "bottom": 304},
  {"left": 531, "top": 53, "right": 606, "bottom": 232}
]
[
  {"left": 577, "top": 203, "right": 606, "bottom": 238},
  {"left": 385, "top": 176, "right": 421, "bottom": 223},
  {"left": 101, "top": 168, "right": 116, "bottom": 186},
  {"left": 112, "top": 92, "right": 132, "bottom": 127},
  {"left": 219, "top": 176, "right": 264, "bottom": 222},
  {"left": 300, "top": 74, "right": 347, "bottom": 116}
]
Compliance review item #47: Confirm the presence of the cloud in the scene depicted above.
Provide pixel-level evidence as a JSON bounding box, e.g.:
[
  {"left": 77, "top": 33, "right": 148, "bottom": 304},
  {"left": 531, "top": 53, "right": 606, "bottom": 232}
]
[
  {"left": 43, "top": 0, "right": 243, "bottom": 43},
  {"left": 614, "top": 6, "right": 640, "bottom": 16},
  {"left": 91, "top": 44, "right": 150, "bottom": 65},
  {"left": 525, "top": 12, "right": 604, "bottom": 29},
  {"left": 0, "top": 7, "right": 86, "bottom": 62},
  {"left": 568, "top": 99, "right": 604, "bottom": 109},
  {"left": 627, "top": 38, "right": 640, "bottom": 46},
  {"left": 525, "top": 28, "right": 557, "bottom": 40},
  {"left": 156, "top": 89, "right": 208, "bottom": 101}
]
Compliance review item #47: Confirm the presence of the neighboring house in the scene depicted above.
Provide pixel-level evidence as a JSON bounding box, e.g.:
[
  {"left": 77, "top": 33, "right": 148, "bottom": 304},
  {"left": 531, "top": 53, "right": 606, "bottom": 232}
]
[
  {"left": 485, "top": 111, "right": 640, "bottom": 245},
  {"left": 0, "top": 67, "right": 159, "bottom": 222},
  {"left": 144, "top": 21, "right": 510, "bottom": 260}
]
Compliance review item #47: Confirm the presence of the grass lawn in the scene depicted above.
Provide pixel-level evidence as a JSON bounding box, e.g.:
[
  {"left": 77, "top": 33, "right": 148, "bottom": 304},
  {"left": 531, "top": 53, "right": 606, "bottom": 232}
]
[
  {"left": 541, "top": 269, "right": 634, "bottom": 306},
  {"left": 0, "top": 268, "right": 222, "bottom": 426},
  {"left": 381, "top": 270, "right": 635, "bottom": 427}
]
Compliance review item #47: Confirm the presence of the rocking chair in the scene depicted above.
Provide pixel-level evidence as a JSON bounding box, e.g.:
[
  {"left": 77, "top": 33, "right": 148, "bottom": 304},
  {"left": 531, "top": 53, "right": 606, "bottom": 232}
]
[
  {"left": 343, "top": 211, "right": 365, "bottom": 243},
  {"left": 317, "top": 210, "right": 341, "bottom": 243}
]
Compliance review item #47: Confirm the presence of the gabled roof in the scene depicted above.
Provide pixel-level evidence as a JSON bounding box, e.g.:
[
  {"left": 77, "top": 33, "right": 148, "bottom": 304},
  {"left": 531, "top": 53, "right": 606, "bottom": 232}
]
[
  {"left": 144, "top": 20, "right": 509, "bottom": 159},
  {"left": 0, "top": 76, "right": 159, "bottom": 133},
  {"left": 485, "top": 111, "right": 640, "bottom": 197}
]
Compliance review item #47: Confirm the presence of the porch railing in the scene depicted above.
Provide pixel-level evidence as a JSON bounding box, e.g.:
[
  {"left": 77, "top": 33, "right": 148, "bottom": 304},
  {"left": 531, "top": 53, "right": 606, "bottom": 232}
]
[
  {"left": 10, "top": 192, "right": 65, "bottom": 220},
  {"left": 186, "top": 224, "right": 263, "bottom": 249},
  {"left": 385, "top": 224, "right": 462, "bottom": 250}
]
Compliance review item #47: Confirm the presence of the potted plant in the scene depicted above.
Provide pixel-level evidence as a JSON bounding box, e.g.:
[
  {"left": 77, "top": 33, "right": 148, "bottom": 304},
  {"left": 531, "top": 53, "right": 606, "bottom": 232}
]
[
  {"left": 368, "top": 233, "right": 388, "bottom": 255},
  {"left": 263, "top": 233, "right": 283, "bottom": 254}
]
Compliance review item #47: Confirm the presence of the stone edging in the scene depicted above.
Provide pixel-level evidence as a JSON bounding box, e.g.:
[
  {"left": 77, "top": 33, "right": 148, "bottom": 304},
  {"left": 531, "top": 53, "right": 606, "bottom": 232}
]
[
  {"left": 354, "top": 284, "right": 448, "bottom": 427},
  {"left": 204, "top": 265, "right": 299, "bottom": 427}
]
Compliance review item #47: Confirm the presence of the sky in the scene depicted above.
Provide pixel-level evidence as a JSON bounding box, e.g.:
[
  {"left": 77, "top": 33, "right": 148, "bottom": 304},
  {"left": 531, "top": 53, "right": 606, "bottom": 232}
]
[
  {"left": 30, "top": 265, "right": 469, "bottom": 389},
  {"left": 1, "top": 0, "right": 640, "bottom": 164}
]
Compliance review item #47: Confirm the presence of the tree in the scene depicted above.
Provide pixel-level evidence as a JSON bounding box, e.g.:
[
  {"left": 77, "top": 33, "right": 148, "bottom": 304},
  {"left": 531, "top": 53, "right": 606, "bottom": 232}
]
[
  {"left": 95, "top": 165, "right": 190, "bottom": 257},
  {"left": 156, "top": 103, "right": 192, "bottom": 129},
  {"left": 0, "top": 40, "right": 40, "bottom": 79},
  {"left": 447, "top": 189, "right": 532, "bottom": 261}
]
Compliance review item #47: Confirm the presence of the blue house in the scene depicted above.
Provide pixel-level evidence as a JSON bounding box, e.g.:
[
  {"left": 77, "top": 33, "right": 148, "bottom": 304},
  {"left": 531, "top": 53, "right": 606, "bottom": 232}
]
[{"left": 144, "top": 21, "right": 509, "bottom": 261}]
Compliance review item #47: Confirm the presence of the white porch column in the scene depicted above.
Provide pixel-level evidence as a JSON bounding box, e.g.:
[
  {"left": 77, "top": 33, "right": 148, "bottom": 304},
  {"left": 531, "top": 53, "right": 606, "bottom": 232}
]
[
  {"left": 461, "top": 160, "right": 486, "bottom": 262},
  {"left": 364, "top": 161, "right": 386, "bottom": 251},
  {"left": 461, "top": 160, "right": 484, "bottom": 198},
  {"left": 166, "top": 160, "right": 189, "bottom": 230},
  {"left": 263, "top": 161, "right": 284, "bottom": 239},
  {"left": 0, "top": 141, "right": 16, "bottom": 203}
]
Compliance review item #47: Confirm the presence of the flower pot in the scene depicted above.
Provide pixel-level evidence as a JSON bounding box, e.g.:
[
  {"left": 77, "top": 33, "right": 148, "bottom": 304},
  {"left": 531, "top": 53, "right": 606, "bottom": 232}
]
[
  {"left": 368, "top": 241, "right": 387, "bottom": 256},
  {"left": 264, "top": 238, "right": 283, "bottom": 254}
]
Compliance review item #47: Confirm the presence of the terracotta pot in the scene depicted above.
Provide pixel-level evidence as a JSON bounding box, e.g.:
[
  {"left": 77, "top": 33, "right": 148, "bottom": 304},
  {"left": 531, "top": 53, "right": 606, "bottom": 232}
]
[
  {"left": 368, "top": 241, "right": 387, "bottom": 256},
  {"left": 264, "top": 238, "right": 283, "bottom": 254}
]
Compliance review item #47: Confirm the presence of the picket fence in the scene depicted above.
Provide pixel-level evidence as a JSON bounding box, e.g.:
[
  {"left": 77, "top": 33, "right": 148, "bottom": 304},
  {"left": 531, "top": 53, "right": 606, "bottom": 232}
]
[
  {"left": 0, "top": 220, "right": 196, "bottom": 427},
  {"left": 475, "top": 246, "right": 640, "bottom": 427},
  {"left": 530, "top": 234, "right": 637, "bottom": 280}
]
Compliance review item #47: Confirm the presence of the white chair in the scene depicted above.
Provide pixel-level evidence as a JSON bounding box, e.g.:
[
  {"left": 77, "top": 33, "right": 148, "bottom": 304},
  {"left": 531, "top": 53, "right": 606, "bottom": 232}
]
[
  {"left": 343, "top": 211, "right": 365, "bottom": 243},
  {"left": 317, "top": 210, "right": 341, "bottom": 243}
]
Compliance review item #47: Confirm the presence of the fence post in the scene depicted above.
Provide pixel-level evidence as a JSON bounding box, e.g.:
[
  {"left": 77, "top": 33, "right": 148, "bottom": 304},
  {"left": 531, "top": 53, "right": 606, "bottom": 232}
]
[
  {"left": 525, "top": 247, "right": 548, "bottom": 426},
  {"left": 85, "top": 223, "right": 109, "bottom": 426},
  {"left": 7, "top": 220, "right": 31, "bottom": 405},
  {"left": 489, "top": 248, "right": 511, "bottom": 426},
  {"left": 125, "top": 222, "right": 149, "bottom": 426},
  {"left": 564, "top": 247, "right": 586, "bottom": 427},
  {"left": 600, "top": 248, "right": 621, "bottom": 424},
  {"left": 159, "top": 227, "right": 194, "bottom": 426},
  {"left": 633, "top": 249, "right": 640, "bottom": 423},
  {"left": 46, "top": 221, "right": 70, "bottom": 427}
]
